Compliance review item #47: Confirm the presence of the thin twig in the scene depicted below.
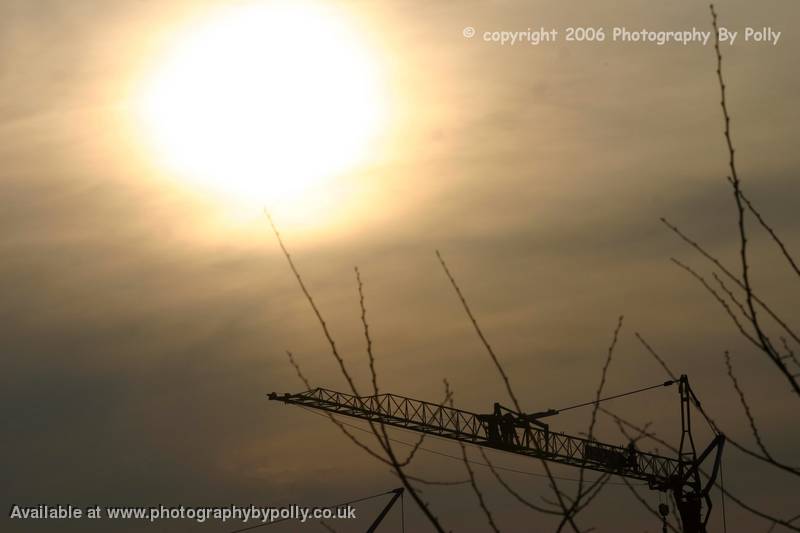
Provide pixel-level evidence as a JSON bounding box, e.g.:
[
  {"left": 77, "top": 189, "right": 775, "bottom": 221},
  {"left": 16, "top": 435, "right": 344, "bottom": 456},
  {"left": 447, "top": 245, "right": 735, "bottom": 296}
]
[
  {"left": 614, "top": 418, "right": 681, "bottom": 532},
  {"left": 671, "top": 258, "right": 760, "bottom": 347},
  {"left": 713, "top": 271, "right": 752, "bottom": 321},
  {"left": 353, "top": 267, "right": 446, "bottom": 531},
  {"left": 287, "top": 353, "right": 391, "bottom": 464},
  {"left": 661, "top": 217, "right": 800, "bottom": 347},
  {"left": 436, "top": 250, "right": 580, "bottom": 531},
  {"left": 631, "top": 337, "right": 800, "bottom": 477},
  {"left": 319, "top": 520, "right": 338, "bottom": 533},
  {"left": 270, "top": 216, "right": 446, "bottom": 532},
  {"left": 268, "top": 214, "right": 360, "bottom": 396},
  {"left": 603, "top": 407, "right": 800, "bottom": 531},
  {"left": 446, "top": 380, "right": 502, "bottom": 533},
  {"left": 436, "top": 250, "right": 519, "bottom": 410},
  {"left": 765, "top": 513, "right": 800, "bottom": 533},
  {"left": 561, "top": 316, "right": 623, "bottom": 532},
  {"left": 724, "top": 351, "right": 773, "bottom": 460},
  {"left": 780, "top": 337, "right": 800, "bottom": 369},
  {"left": 477, "top": 447, "right": 563, "bottom": 515},
  {"left": 635, "top": 333, "right": 678, "bottom": 381},
  {"left": 733, "top": 182, "right": 800, "bottom": 279},
  {"left": 711, "top": 3, "right": 796, "bottom": 393},
  {"left": 589, "top": 316, "right": 623, "bottom": 440},
  {"left": 356, "top": 267, "right": 379, "bottom": 396}
]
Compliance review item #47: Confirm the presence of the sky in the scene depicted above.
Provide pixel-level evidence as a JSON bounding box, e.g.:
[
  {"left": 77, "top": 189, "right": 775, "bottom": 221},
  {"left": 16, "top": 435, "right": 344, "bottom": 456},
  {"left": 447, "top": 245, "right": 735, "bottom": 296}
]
[{"left": 1, "top": 0, "right": 799, "bottom": 531}]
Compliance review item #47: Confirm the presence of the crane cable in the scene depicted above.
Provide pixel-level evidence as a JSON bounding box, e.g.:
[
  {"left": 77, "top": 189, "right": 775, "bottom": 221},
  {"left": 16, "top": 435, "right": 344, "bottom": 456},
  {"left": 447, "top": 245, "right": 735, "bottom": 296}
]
[
  {"left": 688, "top": 388, "right": 720, "bottom": 437},
  {"left": 554, "top": 380, "right": 676, "bottom": 414},
  {"left": 675, "top": 378, "right": 727, "bottom": 532}
]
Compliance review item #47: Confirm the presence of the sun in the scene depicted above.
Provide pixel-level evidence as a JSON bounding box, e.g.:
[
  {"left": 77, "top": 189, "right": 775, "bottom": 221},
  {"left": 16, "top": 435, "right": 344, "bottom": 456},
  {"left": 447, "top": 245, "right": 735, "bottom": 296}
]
[{"left": 136, "top": 1, "right": 385, "bottom": 214}]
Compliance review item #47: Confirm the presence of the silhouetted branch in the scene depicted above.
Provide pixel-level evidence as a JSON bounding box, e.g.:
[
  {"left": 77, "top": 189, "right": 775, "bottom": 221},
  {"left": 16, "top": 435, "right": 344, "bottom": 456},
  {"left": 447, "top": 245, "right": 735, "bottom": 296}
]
[
  {"left": 574, "top": 475, "right": 611, "bottom": 513},
  {"left": 603, "top": 406, "right": 800, "bottom": 531},
  {"left": 670, "top": 258, "right": 760, "bottom": 347},
  {"left": 731, "top": 180, "right": 800, "bottom": 279},
  {"left": 710, "top": 3, "right": 800, "bottom": 397},
  {"left": 712, "top": 271, "right": 752, "bottom": 322},
  {"left": 459, "top": 441, "right": 501, "bottom": 532},
  {"left": 353, "top": 266, "right": 446, "bottom": 531},
  {"left": 286, "top": 350, "right": 312, "bottom": 389},
  {"left": 268, "top": 214, "right": 360, "bottom": 396},
  {"left": 634, "top": 332, "right": 678, "bottom": 381},
  {"left": 589, "top": 316, "right": 623, "bottom": 440},
  {"left": 561, "top": 316, "right": 624, "bottom": 531},
  {"left": 723, "top": 433, "right": 800, "bottom": 478},
  {"left": 394, "top": 385, "right": 453, "bottom": 468},
  {"left": 286, "top": 351, "right": 391, "bottom": 465},
  {"left": 477, "top": 447, "right": 563, "bottom": 515},
  {"left": 319, "top": 520, "right": 338, "bottom": 532},
  {"left": 631, "top": 340, "right": 800, "bottom": 478},
  {"left": 394, "top": 433, "right": 427, "bottom": 467},
  {"left": 354, "top": 266, "right": 431, "bottom": 468},
  {"left": 765, "top": 513, "right": 800, "bottom": 533},
  {"left": 436, "top": 250, "right": 520, "bottom": 410},
  {"left": 620, "top": 475, "right": 681, "bottom": 533},
  {"left": 446, "top": 380, "right": 502, "bottom": 533},
  {"left": 355, "top": 267, "right": 379, "bottom": 396},
  {"left": 661, "top": 217, "right": 800, "bottom": 347},
  {"left": 724, "top": 351, "right": 773, "bottom": 460},
  {"left": 613, "top": 417, "right": 681, "bottom": 532},
  {"left": 270, "top": 216, "right": 446, "bottom": 532},
  {"left": 780, "top": 337, "right": 800, "bottom": 370},
  {"left": 436, "top": 250, "right": 580, "bottom": 531}
]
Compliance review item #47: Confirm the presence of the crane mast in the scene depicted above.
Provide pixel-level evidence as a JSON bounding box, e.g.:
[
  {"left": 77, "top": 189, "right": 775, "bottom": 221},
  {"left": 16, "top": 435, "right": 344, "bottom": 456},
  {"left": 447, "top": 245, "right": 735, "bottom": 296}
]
[{"left": 269, "top": 375, "right": 724, "bottom": 532}]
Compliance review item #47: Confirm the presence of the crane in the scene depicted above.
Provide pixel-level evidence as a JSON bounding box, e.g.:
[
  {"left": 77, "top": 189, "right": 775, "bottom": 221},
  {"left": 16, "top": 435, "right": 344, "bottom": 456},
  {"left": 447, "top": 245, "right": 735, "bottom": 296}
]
[{"left": 269, "top": 375, "right": 725, "bottom": 533}]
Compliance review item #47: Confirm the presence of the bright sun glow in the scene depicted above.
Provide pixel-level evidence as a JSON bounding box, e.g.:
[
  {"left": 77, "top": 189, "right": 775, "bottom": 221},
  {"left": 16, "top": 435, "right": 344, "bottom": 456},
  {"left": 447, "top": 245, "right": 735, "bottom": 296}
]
[{"left": 137, "top": 1, "right": 385, "bottom": 215}]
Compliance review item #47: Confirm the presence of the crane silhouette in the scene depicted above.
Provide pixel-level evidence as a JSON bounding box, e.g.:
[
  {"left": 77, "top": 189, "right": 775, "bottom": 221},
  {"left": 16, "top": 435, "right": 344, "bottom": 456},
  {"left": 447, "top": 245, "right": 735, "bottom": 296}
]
[{"left": 270, "top": 374, "right": 724, "bottom": 532}]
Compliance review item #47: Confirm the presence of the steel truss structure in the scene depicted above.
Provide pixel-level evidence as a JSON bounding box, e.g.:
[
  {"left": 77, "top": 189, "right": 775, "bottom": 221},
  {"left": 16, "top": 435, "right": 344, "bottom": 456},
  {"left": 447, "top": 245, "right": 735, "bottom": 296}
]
[{"left": 269, "top": 375, "right": 724, "bottom": 533}]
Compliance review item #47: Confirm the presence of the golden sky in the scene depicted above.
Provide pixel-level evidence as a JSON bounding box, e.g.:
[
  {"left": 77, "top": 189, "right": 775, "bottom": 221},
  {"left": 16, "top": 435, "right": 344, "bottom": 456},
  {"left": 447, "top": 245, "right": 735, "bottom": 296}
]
[{"left": 1, "top": 0, "right": 799, "bottom": 531}]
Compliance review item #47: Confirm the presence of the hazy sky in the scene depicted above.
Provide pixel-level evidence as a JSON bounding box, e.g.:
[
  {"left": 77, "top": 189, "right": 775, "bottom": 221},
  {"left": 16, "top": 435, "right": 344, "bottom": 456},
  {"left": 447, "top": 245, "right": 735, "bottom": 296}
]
[{"left": 2, "top": 1, "right": 798, "bottom": 531}]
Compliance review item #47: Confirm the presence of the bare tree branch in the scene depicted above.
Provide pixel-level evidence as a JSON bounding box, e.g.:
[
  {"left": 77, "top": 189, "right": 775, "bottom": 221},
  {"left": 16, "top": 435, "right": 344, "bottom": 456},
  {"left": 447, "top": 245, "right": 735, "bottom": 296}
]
[
  {"left": 710, "top": 3, "right": 800, "bottom": 396},
  {"left": 446, "top": 380, "right": 502, "bottom": 533},
  {"left": 477, "top": 447, "right": 563, "bottom": 515},
  {"left": 268, "top": 214, "right": 360, "bottom": 396},
  {"left": 724, "top": 351, "right": 773, "bottom": 460},
  {"left": 436, "top": 250, "right": 519, "bottom": 410},
  {"left": 286, "top": 351, "right": 391, "bottom": 465},
  {"left": 560, "top": 316, "right": 624, "bottom": 531},
  {"left": 270, "top": 216, "right": 446, "bottom": 532},
  {"left": 661, "top": 217, "right": 800, "bottom": 347},
  {"left": 319, "top": 520, "right": 338, "bottom": 533},
  {"left": 355, "top": 267, "right": 380, "bottom": 396},
  {"left": 631, "top": 335, "right": 800, "bottom": 477},
  {"left": 780, "top": 337, "right": 800, "bottom": 370},
  {"left": 713, "top": 271, "right": 752, "bottom": 322},
  {"left": 634, "top": 332, "right": 678, "bottom": 381},
  {"left": 436, "top": 250, "right": 581, "bottom": 532},
  {"left": 670, "top": 258, "right": 760, "bottom": 347},
  {"left": 732, "top": 181, "right": 800, "bottom": 279},
  {"left": 603, "top": 407, "right": 800, "bottom": 531}
]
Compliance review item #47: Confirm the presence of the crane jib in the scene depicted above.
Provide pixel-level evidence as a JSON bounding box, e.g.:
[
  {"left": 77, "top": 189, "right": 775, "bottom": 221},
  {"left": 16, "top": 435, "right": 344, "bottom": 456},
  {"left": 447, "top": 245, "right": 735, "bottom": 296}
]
[
  {"left": 268, "top": 387, "right": 682, "bottom": 488},
  {"left": 269, "top": 375, "right": 726, "bottom": 533}
]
